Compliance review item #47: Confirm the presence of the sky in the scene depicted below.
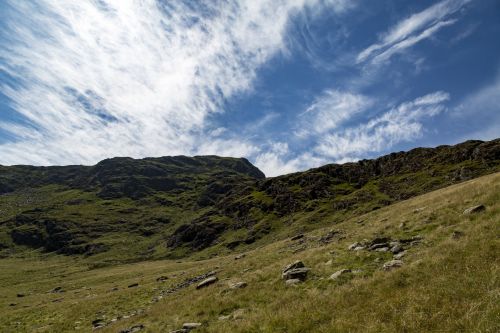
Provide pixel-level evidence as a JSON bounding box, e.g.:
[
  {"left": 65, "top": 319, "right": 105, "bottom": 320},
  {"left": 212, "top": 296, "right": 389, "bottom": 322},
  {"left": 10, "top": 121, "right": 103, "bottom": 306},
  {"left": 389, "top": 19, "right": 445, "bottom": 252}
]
[{"left": 0, "top": 0, "right": 499, "bottom": 176}]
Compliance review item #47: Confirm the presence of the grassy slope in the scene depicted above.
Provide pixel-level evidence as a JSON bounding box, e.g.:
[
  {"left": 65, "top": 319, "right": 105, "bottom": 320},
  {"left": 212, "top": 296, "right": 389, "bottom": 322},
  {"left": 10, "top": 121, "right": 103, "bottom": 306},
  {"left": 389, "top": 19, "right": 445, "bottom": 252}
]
[{"left": 0, "top": 172, "right": 498, "bottom": 332}]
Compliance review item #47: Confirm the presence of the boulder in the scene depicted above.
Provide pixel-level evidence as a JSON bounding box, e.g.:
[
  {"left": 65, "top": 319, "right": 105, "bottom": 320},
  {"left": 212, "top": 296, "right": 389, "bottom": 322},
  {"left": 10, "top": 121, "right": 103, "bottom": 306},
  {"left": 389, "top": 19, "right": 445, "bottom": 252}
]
[
  {"left": 390, "top": 244, "right": 403, "bottom": 254},
  {"left": 393, "top": 251, "right": 406, "bottom": 260},
  {"left": 282, "top": 267, "right": 309, "bottom": 281},
  {"left": 329, "top": 269, "right": 351, "bottom": 280},
  {"left": 196, "top": 276, "right": 218, "bottom": 289},
  {"left": 285, "top": 278, "right": 302, "bottom": 285},
  {"left": 282, "top": 261, "right": 310, "bottom": 281},
  {"left": 463, "top": 205, "right": 485, "bottom": 214},
  {"left": 383, "top": 259, "right": 403, "bottom": 270}
]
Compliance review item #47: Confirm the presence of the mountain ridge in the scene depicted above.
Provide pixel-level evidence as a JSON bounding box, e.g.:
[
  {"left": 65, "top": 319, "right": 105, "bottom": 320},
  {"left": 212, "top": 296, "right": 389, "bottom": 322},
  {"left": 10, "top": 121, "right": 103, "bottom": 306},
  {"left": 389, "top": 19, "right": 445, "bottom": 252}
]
[{"left": 0, "top": 138, "right": 499, "bottom": 262}]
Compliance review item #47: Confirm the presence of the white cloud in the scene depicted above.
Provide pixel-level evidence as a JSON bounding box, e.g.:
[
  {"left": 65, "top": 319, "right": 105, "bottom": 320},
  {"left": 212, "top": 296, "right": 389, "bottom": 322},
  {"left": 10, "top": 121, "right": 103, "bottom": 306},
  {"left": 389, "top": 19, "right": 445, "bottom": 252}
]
[
  {"left": 315, "top": 91, "right": 450, "bottom": 160},
  {"left": 357, "top": 0, "right": 471, "bottom": 64},
  {"left": 0, "top": 0, "right": 328, "bottom": 166},
  {"left": 297, "top": 89, "right": 372, "bottom": 137},
  {"left": 253, "top": 142, "right": 327, "bottom": 176}
]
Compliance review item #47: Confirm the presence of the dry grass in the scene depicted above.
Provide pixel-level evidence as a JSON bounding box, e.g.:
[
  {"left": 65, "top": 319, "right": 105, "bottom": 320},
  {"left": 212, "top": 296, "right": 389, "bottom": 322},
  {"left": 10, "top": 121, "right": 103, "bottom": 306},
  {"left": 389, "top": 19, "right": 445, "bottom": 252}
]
[{"left": 0, "top": 173, "right": 499, "bottom": 332}]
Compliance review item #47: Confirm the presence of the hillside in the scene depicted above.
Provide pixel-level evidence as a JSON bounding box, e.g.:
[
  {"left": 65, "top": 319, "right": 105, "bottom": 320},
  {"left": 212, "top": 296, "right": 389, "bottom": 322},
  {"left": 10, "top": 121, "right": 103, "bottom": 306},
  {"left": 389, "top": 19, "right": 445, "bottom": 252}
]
[
  {"left": 0, "top": 139, "right": 499, "bottom": 264},
  {"left": 0, "top": 169, "right": 498, "bottom": 332}
]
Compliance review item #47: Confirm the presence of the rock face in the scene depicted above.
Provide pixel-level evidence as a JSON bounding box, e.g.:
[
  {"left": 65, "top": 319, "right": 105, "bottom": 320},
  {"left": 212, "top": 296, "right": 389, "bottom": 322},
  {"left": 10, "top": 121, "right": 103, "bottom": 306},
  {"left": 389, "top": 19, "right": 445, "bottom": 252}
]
[
  {"left": 282, "top": 261, "right": 310, "bottom": 281},
  {"left": 196, "top": 276, "right": 218, "bottom": 289},
  {"left": 463, "top": 205, "right": 486, "bottom": 214}
]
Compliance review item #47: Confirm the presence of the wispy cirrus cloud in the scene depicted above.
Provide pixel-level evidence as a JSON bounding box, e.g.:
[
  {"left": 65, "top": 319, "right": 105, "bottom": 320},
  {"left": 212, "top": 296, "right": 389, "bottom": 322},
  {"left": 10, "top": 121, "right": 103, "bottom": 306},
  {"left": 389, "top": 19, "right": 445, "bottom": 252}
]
[
  {"left": 296, "top": 89, "right": 372, "bottom": 138},
  {"left": 0, "top": 0, "right": 335, "bottom": 166},
  {"left": 315, "top": 91, "right": 450, "bottom": 160},
  {"left": 357, "top": 0, "right": 471, "bottom": 65}
]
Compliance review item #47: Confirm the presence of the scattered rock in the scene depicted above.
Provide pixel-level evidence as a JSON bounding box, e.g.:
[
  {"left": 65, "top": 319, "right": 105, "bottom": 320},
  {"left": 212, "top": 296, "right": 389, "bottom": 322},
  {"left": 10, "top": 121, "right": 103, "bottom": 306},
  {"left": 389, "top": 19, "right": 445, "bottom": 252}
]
[
  {"left": 319, "top": 230, "right": 341, "bottom": 244},
  {"left": 119, "top": 324, "right": 145, "bottom": 333},
  {"left": 51, "top": 286, "right": 64, "bottom": 293},
  {"left": 234, "top": 253, "right": 246, "bottom": 260},
  {"left": 162, "top": 270, "right": 216, "bottom": 295},
  {"left": 348, "top": 242, "right": 360, "bottom": 250},
  {"left": 393, "top": 251, "right": 406, "bottom": 260},
  {"left": 229, "top": 281, "right": 247, "bottom": 289},
  {"left": 196, "top": 276, "right": 218, "bottom": 289},
  {"left": 128, "top": 283, "right": 139, "bottom": 288},
  {"left": 329, "top": 269, "right": 351, "bottom": 280},
  {"left": 285, "top": 278, "right": 302, "bottom": 285},
  {"left": 218, "top": 315, "right": 232, "bottom": 321},
  {"left": 290, "top": 234, "right": 304, "bottom": 241},
  {"left": 383, "top": 260, "right": 403, "bottom": 270},
  {"left": 282, "top": 261, "right": 310, "bottom": 281},
  {"left": 375, "top": 247, "right": 389, "bottom": 252},
  {"left": 463, "top": 205, "right": 485, "bottom": 215},
  {"left": 183, "top": 322, "right": 202, "bottom": 330},
  {"left": 156, "top": 276, "right": 169, "bottom": 282},
  {"left": 390, "top": 244, "right": 403, "bottom": 254},
  {"left": 92, "top": 319, "right": 105, "bottom": 329}
]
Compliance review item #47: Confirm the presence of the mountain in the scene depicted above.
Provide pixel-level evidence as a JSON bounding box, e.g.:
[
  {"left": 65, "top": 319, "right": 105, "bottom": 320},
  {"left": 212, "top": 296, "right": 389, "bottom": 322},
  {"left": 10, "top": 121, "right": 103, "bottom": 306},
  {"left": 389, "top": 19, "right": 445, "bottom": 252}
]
[
  {"left": 1, "top": 163, "right": 499, "bottom": 332},
  {"left": 0, "top": 139, "right": 499, "bottom": 263}
]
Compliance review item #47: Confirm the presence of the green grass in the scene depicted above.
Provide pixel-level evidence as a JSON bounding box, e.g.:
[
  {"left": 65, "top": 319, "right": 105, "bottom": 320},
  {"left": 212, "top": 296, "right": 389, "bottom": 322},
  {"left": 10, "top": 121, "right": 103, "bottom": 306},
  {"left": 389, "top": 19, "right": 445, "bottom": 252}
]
[{"left": 0, "top": 172, "right": 498, "bottom": 332}]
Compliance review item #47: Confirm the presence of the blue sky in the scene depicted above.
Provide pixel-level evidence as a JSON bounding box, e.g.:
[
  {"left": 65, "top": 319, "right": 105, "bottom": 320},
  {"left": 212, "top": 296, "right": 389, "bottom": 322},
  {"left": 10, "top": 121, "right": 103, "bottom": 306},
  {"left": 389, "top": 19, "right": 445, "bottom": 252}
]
[{"left": 0, "top": 0, "right": 499, "bottom": 176}]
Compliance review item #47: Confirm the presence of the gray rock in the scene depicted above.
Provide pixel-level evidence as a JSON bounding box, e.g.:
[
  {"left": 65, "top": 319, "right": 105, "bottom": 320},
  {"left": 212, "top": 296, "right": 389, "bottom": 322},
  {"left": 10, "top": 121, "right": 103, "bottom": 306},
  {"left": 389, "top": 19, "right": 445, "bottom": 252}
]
[
  {"left": 390, "top": 244, "right": 403, "bottom": 254},
  {"left": 196, "top": 276, "right": 218, "bottom": 289},
  {"left": 183, "top": 322, "right": 202, "bottom": 329},
  {"left": 290, "top": 234, "right": 304, "bottom": 241},
  {"left": 282, "top": 267, "right": 310, "bottom": 281},
  {"left": 229, "top": 281, "right": 247, "bottom": 289},
  {"left": 383, "top": 260, "right": 403, "bottom": 270},
  {"left": 393, "top": 251, "right": 406, "bottom": 260},
  {"left": 283, "top": 260, "right": 305, "bottom": 272},
  {"left": 329, "top": 269, "right": 351, "bottom": 280},
  {"left": 375, "top": 247, "right": 389, "bottom": 252},
  {"left": 463, "top": 205, "right": 485, "bottom": 215},
  {"left": 348, "top": 242, "right": 360, "bottom": 250},
  {"left": 369, "top": 243, "right": 389, "bottom": 251},
  {"left": 353, "top": 246, "right": 365, "bottom": 251},
  {"left": 234, "top": 254, "right": 246, "bottom": 260},
  {"left": 285, "top": 278, "right": 302, "bottom": 285},
  {"left": 119, "top": 324, "right": 145, "bottom": 333}
]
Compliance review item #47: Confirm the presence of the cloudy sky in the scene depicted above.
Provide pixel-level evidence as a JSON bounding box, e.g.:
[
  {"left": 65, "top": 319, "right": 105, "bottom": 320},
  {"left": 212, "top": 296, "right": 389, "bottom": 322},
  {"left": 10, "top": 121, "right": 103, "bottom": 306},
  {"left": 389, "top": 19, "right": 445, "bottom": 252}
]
[{"left": 0, "top": 0, "right": 499, "bottom": 176}]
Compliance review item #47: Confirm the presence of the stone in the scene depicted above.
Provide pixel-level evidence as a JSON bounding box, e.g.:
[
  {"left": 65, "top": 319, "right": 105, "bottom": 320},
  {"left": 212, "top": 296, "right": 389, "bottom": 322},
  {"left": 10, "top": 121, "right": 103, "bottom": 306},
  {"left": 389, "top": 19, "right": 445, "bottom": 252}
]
[
  {"left": 324, "top": 259, "right": 333, "bottom": 265},
  {"left": 329, "top": 269, "right": 351, "bottom": 280},
  {"left": 285, "top": 278, "right": 302, "bottom": 285},
  {"left": 283, "top": 260, "right": 305, "bottom": 272},
  {"left": 156, "top": 276, "right": 169, "bottom": 282},
  {"left": 369, "top": 242, "right": 390, "bottom": 251},
  {"left": 463, "top": 205, "right": 485, "bottom": 215},
  {"left": 196, "top": 276, "right": 218, "bottom": 289},
  {"left": 452, "top": 230, "right": 464, "bottom": 239},
  {"left": 218, "top": 315, "right": 232, "bottom": 321},
  {"left": 169, "top": 330, "right": 189, "bottom": 333},
  {"left": 375, "top": 247, "right": 389, "bottom": 252},
  {"left": 393, "top": 251, "right": 406, "bottom": 260},
  {"left": 383, "top": 260, "right": 403, "bottom": 270},
  {"left": 390, "top": 244, "right": 403, "bottom": 254},
  {"left": 282, "top": 267, "right": 309, "bottom": 281},
  {"left": 119, "top": 324, "right": 145, "bottom": 333},
  {"left": 353, "top": 246, "right": 365, "bottom": 251},
  {"left": 232, "top": 309, "right": 245, "bottom": 319},
  {"left": 182, "top": 322, "right": 202, "bottom": 329},
  {"left": 290, "top": 234, "right": 304, "bottom": 241},
  {"left": 51, "top": 286, "right": 64, "bottom": 293},
  {"left": 128, "top": 283, "right": 139, "bottom": 288},
  {"left": 229, "top": 282, "right": 247, "bottom": 289},
  {"left": 16, "top": 293, "right": 25, "bottom": 298},
  {"left": 348, "top": 242, "right": 360, "bottom": 250},
  {"left": 234, "top": 254, "right": 246, "bottom": 260},
  {"left": 92, "top": 319, "right": 105, "bottom": 329}
]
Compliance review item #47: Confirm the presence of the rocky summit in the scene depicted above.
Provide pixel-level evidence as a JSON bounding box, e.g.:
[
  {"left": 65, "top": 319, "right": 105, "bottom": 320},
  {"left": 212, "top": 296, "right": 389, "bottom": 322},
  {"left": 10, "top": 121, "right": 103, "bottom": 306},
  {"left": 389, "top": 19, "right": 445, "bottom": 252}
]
[{"left": 0, "top": 139, "right": 499, "bottom": 332}]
